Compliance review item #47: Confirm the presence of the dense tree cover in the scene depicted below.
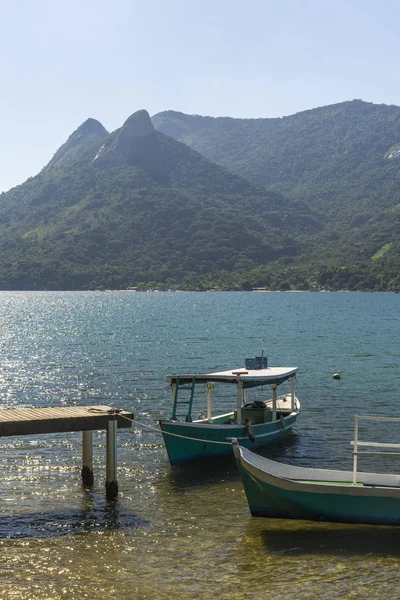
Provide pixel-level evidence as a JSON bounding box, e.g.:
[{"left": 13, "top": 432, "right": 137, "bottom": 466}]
[
  {"left": 134, "top": 259, "right": 400, "bottom": 292},
  {"left": 0, "top": 111, "right": 310, "bottom": 290},
  {"left": 0, "top": 102, "right": 399, "bottom": 291},
  {"left": 152, "top": 101, "right": 400, "bottom": 290}
]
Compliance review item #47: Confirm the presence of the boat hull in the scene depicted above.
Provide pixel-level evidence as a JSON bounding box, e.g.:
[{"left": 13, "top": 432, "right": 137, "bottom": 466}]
[
  {"left": 234, "top": 445, "right": 400, "bottom": 526},
  {"left": 159, "top": 413, "right": 297, "bottom": 466}
]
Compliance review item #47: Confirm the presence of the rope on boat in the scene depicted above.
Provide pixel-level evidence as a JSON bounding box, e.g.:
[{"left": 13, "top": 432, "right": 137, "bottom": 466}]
[{"left": 118, "top": 413, "right": 234, "bottom": 445}]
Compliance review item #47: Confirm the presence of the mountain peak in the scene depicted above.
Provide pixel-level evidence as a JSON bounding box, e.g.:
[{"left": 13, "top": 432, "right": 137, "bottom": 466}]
[
  {"left": 111, "top": 109, "right": 156, "bottom": 160},
  {"left": 77, "top": 118, "right": 109, "bottom": 137},
  {"left": 122, "top": 110, "right": 154, "bottom": 137},
  {"left": 92, "top": 109, "right": 168, "bottom": 182},
  {"left": 45, "top": 118, "right": 109, "bottom": 170}
]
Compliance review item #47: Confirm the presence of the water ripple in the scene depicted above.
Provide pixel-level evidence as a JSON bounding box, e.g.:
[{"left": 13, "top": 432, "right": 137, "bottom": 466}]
[{"left": 0, "top": 291, "right": 399, "bottom": 598}]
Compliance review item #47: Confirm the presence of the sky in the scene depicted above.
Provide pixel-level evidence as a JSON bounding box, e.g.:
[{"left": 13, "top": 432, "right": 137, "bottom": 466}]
[{"left": 1, "top": 0, "right": 400, "bottom": 192}]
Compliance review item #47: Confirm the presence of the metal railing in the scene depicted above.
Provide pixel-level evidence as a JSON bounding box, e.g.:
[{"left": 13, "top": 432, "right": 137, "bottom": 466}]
[{"left": 352, "top": 415, "right": 400, "bottom": 485}]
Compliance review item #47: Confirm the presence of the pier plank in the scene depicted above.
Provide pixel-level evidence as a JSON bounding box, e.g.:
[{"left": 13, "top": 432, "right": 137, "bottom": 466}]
[{"left": 0, "top": 405, "right": 133, "bottom": 437}]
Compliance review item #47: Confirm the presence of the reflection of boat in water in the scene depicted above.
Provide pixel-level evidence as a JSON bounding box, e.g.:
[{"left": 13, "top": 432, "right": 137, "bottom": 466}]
[
  {"left": 233, "top": 415, "right": 400, "bottom": 526},
  {"left": 159, "top": 352, "right": 299, "bottom": 466},
  {"left": 244, "top": 518, "right": 400, "bottom": 557}
]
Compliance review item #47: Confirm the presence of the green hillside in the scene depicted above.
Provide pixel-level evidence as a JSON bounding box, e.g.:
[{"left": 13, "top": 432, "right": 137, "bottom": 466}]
[
  {"left": 152, "top": 100, "right": 400, "bottom": 289},
  {"left": 0, "top": 110, "right": 308, "bottom": 290},
  {"left": 0, "top": 102, "right": 399, "bottom": 292}
]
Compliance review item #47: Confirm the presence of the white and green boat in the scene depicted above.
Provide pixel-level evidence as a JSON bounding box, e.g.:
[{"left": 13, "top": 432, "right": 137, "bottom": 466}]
[
  {"left": 159, "top": 354, "right": 299, "bottom": 466},
  {"left": 233, "top": 415, "right": 400, "bottom": 526}
]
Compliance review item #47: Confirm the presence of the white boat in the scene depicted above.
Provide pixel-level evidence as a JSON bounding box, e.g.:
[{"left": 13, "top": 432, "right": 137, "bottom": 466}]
[
  {"left": 159, "top": 353, "right": 300, "bottom": 465},
  {"left": 233, "top": 415, "right": 400, "bottom": 526}
]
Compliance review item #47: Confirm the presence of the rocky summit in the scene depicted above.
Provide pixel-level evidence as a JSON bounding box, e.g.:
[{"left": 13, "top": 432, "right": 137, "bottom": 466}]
[
  {"left": 46, "top": 118, "right": 109, "bottom": 171},
  {"left": 91, "top": 109, "right": 169, "bottom": 182},
  {"left": 0, "top": 108, "right": 304, "bottom": 290}
]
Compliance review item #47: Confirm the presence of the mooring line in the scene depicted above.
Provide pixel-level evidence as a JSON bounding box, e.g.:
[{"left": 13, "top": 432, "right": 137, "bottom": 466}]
[{"left": 118, "top": 412, "right": 233, "bottom": 445}]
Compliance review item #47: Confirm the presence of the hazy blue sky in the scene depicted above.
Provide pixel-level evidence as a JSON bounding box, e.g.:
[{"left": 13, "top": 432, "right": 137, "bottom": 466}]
[{"left": 1, "top": 0, "right": 400, "bottom": 192}]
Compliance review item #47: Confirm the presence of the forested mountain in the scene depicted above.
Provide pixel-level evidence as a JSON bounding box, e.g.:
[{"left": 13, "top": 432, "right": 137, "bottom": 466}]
[
  {"left": 0, "top": 110, "right": 309, "bottom": 290},
  {"left": 0, "top": 101, "right": 399, "bottom": 291},
  {"left": 152, "top": 100, "right": 400, "bottom": 290}
]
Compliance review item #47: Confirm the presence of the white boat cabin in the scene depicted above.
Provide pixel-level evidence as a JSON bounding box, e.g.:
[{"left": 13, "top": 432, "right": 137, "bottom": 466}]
[{"left": 167, "top": 366, "right": 298, "bottom": 425}]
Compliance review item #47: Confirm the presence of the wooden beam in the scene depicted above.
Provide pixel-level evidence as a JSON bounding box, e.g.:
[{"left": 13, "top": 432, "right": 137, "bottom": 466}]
[
  {"left": 0, "top": 406, "right": 133, "bottom": 437},
  {"left": 82, "top": 430, "right": 94, "bottom": 487},
  {"left": 105, "top": 417, "right": 118, "bottom": 500}
]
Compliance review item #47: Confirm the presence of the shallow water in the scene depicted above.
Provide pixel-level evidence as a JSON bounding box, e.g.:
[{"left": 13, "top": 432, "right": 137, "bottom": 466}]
[{"left": 0, "top": 291, "right": 400, "bottom": 599}]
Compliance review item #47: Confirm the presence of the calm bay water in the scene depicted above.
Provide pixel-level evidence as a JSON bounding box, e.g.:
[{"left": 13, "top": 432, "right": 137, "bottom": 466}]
[{"left": 0, "top": 290, "right": 399, "bottom": 599}]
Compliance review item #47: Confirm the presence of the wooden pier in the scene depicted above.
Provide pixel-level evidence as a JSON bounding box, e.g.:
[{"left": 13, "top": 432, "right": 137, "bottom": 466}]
[{"left": 0, "top": 405, "right": 133, "bottom": 499}]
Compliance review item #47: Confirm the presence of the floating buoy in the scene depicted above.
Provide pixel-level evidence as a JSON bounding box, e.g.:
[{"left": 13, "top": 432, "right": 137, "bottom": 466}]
[{"left": 332, "top": 373, "right": 341, "bottom": 380}]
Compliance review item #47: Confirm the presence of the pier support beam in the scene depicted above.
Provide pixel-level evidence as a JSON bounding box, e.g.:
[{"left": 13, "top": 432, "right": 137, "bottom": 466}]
[
  {"left": 81, "top": 430, "right": 94, "bottom": 487},
  {"left": 105, "top": 417, "right": 118, "bottom": 500}
]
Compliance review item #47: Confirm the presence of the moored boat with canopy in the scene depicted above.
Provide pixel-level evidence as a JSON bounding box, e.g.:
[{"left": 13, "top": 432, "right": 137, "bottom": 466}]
[{"left": 159, "top": 352, "right": 300, "bottom": 465}]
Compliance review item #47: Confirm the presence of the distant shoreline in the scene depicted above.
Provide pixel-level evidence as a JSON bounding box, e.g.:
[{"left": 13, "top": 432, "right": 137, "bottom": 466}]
[{"left": 0, "top": 288, "right": 397, "bottom": 293}]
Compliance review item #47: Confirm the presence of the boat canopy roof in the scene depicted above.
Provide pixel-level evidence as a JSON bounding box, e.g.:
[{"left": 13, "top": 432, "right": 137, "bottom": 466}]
[{"left": 167, "top": 367, "right": 297, "bottom": 388}]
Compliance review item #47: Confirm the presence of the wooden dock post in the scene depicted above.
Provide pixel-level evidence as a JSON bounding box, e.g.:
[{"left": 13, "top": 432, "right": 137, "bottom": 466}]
[
  {"left": 105, "top": 413, "right": 118, "bottom": 500},
  {"left": 81, "top": 430, "right": 94, "bottom": 487},
  {"left": 0, "top": 405, "right": 133, "bottom": 499}
]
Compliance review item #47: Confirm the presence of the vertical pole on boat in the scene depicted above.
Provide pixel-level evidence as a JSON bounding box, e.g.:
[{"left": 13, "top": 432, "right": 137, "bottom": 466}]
[
  {"left": 352, "top": 415, "right": 359, "bottom": 485},
  {"left": 290, "top": 376, "right": 295, "bottom": 412},
  {"left": 272, "top": 385, "right": 277, "bottom": 421},
  {"left": 106, "top": 414, "right": 118, "bottom": 500},
  {"left": 207, "top": 382, "right": 213, "bottom": 423},
  {"left": 81, "top": 430, "right": 94, "bottom": 487},
  {"left": 171, "top": 380, "right": 179, "bottom": 420},
  {"left": 237, "top": 380, "right": 243, "bottom": 425},
  {"left": 171, "top": 383, "right": 176, "bottom": 406},
  {"left": 171, "top": 378, "right": 178, "bottom": 421}
]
